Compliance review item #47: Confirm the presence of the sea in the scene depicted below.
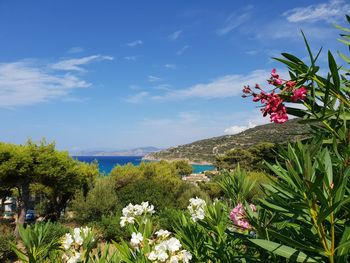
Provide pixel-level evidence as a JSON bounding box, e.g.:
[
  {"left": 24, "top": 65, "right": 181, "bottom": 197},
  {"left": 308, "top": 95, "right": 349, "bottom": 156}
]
[{"left": 74, "top": 156, "right": 215, "bottom": 175}]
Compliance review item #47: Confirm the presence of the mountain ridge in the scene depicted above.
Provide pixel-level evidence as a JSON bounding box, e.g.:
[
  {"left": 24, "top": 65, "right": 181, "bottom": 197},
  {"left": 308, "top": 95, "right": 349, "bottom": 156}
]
[
  {"left": 143, "top": 119, "right": 310, "bottom": 164},
  {"left": 74, "top": 146, "right": 161, "bottom": 157}
]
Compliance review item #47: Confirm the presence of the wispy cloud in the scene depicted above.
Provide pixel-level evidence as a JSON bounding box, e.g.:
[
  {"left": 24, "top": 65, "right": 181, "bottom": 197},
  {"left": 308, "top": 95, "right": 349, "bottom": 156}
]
[
  {"left": 126, "top": 40, "right": 143, "bottom": 47},
  {"left": 148, "top": 75, "right": 162, "bottom": 82},
  {"left": 168, "top": 30, "right": 182, "bottom": 41},
  {"left": 124, "top": 56, "right": 138, "bottom": 61},
  {"left": 176, "top": 45, "right": 189, "bottom": 55},
  {"left": 164, "top": 64, "right": 176, "bottom": 69},
  {"left": 0, "top": 54, "right": 112, "bottom": 108},
  {"left": 67, "top": 47, "right": 84, "bottom": 54},
  {"left": 0, "top": 62, "right": 90, "bottom": 108},
  {"left": 283, "top": 0, "right": 350, "bottom": 23},
  {"left": 152, "top": 70, "right": 270, "bottom": 101},
  {"left": 217, "top": 6, "right": 253, "bottom": 36},
  {"left": 125, "top": 91, "right": 149, "bottom": 103},
  {"left": 51, "top": 55, "right": 113, "bottom": 72}
]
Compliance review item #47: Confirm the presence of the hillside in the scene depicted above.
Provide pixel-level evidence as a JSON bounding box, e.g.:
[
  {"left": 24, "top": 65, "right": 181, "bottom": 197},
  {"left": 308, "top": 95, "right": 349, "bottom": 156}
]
[{"left": 143, "top": 119, "right": 310, "bottom": 164}]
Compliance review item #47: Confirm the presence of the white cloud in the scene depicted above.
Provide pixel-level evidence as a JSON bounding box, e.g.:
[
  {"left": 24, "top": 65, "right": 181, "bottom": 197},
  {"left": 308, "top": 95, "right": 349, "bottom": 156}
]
[
  {"left": 168, "top": 30, "right": 182, "bottom": 40},
  {"left": 0, "top": 54, "right": 112, "bottom": 108},
  {"left": 126, "top": 40, "right": 143, "bottom": 47},
  {"left": 224, "top": 122, "right": 256, "bottom": 135},
  {"left": 283, "top": 0, "right": 350, "bottom": 23},
  {"left": 153, "top": 69, "right": 271, "bottom": 101},
  {"left": 245, "top": 50, "right": 259, "bottom": 56},
  {"left": 51, "top": 55, "right": 113, "bottom": 71},
  {"left": 67, "top": 47, "right": 84, "bottom": 54},
  {"left": 217, "top": 7, "right": 253, "bottom": 36},
  {"left": 125, "top": 91, "right": 149, "bottom": 103},
  {"left": 176, "top": 45, "right": 189, "bottom": 55},
  {"left": 148, "top": 75, "right": 162, "bottom": 82},
  {"left": 0, "top": 62, "right": 90, "bottom": 108},
  {"left": 124, "top": 56, "right": 138, "bottom": 61},
  {"left": 164, "top": 64, "right": 176, "bottom": 69}
]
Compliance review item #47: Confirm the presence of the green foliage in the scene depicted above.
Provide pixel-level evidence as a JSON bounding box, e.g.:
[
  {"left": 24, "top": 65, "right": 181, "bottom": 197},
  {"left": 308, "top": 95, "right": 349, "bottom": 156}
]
[
  {"left": 70, "top": 177, "right": 119, "bottom": 223},
  {"left": 173, "top": 160, "right": 193, "bottom": 176},
  {"left": 0, "top": 224, "right": 16, "bottom": 262},
  {"left": 97, "top": 214, "right": 128, "bottom": 242},
  {"left": 11, "top": 222, "right": 63, "bottom": 262},
  {"left": 0, "top": 139, "right": 100, "bottom": 226},
  {"left": 217, "top": 166, "right": 269, "bottom": 204},
  {"left": 116, "top": 178, "right": 177, "bottom": 211},
  {"left": 215, "top": 142, "right": 277, "bottom": 171},
  {"left": 111, "top": 161, "right": 207, "bottom": 211}
]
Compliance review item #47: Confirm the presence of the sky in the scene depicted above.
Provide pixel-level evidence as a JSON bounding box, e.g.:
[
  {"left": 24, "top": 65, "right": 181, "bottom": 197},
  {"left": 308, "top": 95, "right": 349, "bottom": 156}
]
[{"left": 0, "top": 0, "right": 349, "bottom": 152}]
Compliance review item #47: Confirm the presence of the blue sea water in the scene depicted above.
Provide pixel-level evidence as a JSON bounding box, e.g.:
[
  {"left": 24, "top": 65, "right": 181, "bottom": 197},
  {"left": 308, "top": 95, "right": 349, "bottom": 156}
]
[{"left": 74, "top": 156, "right": 214, "bottom": 175}]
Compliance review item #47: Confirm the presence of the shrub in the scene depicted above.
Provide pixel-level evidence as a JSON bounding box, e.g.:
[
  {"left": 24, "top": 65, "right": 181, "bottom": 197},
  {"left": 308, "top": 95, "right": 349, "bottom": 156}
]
[
  {"left": 0, "top": 224, "right": 16, "bottom": 262},
  {"left": 97, "top": 214, "right": 129, "bottom": 242},
  {"left": 70, "top": 177, "right": 119, "bottom": 223},
  {"left": 12, "top": 222, "right": 64, "bottom": 262}
]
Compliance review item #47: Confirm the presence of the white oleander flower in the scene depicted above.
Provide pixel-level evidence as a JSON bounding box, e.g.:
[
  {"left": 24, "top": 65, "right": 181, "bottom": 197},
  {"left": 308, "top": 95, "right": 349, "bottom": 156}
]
[
  {"left": 62, "top": 233, "right": 73, "bottom": 250},
  {"left": 166, "top": 237, "right": 182, "bottom": 253},
  {"left": 130, "top": 232, "right": 143, "bottom": 247},
  {"left": 188, "top": 197, "right": 206, "bottom": 222},
  {"left": 181, "top": 250, "right": 192, "bottom": 263},
  {"left": 155, "top": 229, "right": 171, "bottom": 238},
  {"left": 157, "top": 250, "right": 169, "bottom": 262},
  {"left": 73, "top": 228, "right": 83, "bottom": 245},
  {"left": 67, "top": 251, "right": 81, "bottom": 263},
  {"left": 82, "top": 226, "right": 91, "bottom": 237},
  {"left": 148, "top": 251, "right": 158, "bottom": 261},
  {"left": 170, "top": 255, "right": 180, "bottom": 263}
]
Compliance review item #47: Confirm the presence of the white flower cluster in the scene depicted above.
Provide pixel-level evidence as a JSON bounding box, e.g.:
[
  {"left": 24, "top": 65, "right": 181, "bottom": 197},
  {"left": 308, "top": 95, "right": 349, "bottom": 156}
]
[
  {"left": 147, "top": 232, "right": 192, "bottom": 263},
  {"left": 61, "top": 227, "right": 93, "bottom": 263},
  {"left": 187, "top": 197, "right": 206, "bottom": 222},
  {"left": 120, "top": 201, "right": 155, "bottom": 227}
]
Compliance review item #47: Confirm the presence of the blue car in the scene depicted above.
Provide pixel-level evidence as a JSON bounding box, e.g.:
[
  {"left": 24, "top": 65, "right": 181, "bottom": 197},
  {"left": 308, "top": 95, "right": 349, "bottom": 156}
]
[{"left": 25, "top": 209, "right": 35, "bottom": 221}]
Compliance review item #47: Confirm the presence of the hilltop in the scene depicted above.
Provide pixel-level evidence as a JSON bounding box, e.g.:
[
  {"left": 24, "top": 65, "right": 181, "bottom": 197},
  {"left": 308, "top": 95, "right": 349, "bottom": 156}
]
[{"left": 143, "top": 119, "right": 310, "bottom": 164}]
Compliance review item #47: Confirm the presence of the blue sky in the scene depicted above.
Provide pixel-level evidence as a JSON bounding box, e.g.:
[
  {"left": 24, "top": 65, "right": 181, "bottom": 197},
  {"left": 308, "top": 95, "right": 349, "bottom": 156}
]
[{"left": 0, "top": 0, "right": 349, "bottom": 152}]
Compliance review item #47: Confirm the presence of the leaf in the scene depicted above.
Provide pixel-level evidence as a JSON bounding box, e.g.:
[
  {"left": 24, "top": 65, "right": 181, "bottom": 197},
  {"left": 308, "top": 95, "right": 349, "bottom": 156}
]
[
  {"left": 336, "top": 227, "right": 350, "bottom": 256},
  {"left": 249, "top": 239, "right": 318, "bottom": 262},
  {"left": 328, "top": 51, "right": 340, "bottom": 90}
]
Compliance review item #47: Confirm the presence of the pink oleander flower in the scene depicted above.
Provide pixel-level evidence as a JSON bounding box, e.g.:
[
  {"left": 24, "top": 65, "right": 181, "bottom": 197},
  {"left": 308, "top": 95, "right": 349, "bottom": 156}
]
[
  {"left": 286, "top": 81, "right": 296, "bottom": 89},
  {"left": 291, "top": 86, "right": 307, "bottom": 102},
  {"left": 230, "top": 203, "right": 252, "bottom": 230},
  {"left": 271, "top": 68, "right": 279, "bottom": 78},
  {"left": 270, "top": 69, "right": 283, "bottom": 86}
]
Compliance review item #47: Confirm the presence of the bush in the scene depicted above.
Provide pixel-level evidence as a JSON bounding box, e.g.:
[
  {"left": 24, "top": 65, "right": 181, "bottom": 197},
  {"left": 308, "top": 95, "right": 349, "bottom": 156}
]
[
  {"left": 70, "top": 177, "right": 119, "bottom": 223},
  {"left": 0, "top": 224, "right": 16, "bottom": 262},
  {"left": 96, "top": 214, "right": 128, "bottom": 242},
  {"left": 12, "top": 222, "right": 64, "bottom": 262}
]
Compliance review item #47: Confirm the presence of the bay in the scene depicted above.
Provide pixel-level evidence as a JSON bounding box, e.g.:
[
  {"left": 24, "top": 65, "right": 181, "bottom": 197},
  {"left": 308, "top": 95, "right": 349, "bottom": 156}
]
[{"left": 74, "top": 156, "right": 214, "bottom": 174}]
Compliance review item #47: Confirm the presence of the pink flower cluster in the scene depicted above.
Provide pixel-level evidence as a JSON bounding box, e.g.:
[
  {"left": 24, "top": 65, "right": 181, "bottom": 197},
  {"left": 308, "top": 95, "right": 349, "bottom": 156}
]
[
  {"left": 242, "top": 69, "right": 308, "bottom": 124},
  {"left": 230, "top": 203, "right": 256, "bottom": 230}
]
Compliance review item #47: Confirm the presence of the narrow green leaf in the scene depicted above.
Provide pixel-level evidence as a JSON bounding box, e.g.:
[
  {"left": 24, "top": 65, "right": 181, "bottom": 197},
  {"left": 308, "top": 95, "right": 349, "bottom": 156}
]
[
  {"left": 336, "top": 227, "right": 350, "bottom": 256},
  {"left": 328, "top": 51, "right": 340, "bottom": 90},
  {"left": 249, "top": 239, "right": 317, "bottom": 262}
]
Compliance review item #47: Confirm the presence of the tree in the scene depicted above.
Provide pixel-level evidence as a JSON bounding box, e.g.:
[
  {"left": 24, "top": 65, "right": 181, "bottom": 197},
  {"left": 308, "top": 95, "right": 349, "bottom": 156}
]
[{"left": 0, "top": 139, "right": 100, "bottom": 236}]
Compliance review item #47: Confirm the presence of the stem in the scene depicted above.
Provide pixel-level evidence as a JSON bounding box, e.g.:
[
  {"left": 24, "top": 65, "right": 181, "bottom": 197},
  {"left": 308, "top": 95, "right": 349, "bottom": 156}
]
[
  {"left": 310, "top": 201, "right": 330, "bottom": 259},
  {"left": 330, "top": 196, "right": 335, "bottom": 263}
]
